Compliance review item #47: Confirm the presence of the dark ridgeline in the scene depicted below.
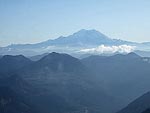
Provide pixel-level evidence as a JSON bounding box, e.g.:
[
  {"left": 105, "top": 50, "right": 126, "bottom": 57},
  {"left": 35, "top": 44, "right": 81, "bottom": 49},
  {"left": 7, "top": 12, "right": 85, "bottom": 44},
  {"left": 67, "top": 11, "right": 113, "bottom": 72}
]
[
  {"left": 29, "top": 53, "right": 49, "bottom": 61},
  {"left": 117, "top": 92, "right": 150, "bottom": 113},
  {"left": 0, "top": 52, "right": 150, "bottom": 113},
  {"left": 0, "top": 55, "right": 32, "bottom": 77}
]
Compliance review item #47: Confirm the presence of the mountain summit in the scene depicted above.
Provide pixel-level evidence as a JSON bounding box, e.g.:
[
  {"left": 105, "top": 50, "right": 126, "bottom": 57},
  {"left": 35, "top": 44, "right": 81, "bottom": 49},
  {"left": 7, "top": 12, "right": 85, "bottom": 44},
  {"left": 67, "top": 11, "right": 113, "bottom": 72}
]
[
  {"left": 69, "top": 29, "right": 110, "bottom": 40},
  {"left": 40, "top": 29, "right": 113, "bottom": 46}
]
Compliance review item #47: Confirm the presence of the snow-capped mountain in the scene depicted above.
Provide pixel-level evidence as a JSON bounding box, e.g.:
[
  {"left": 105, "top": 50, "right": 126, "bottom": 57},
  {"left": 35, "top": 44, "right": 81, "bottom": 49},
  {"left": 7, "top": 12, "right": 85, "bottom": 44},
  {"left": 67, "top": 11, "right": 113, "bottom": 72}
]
[
  {"left": 7, "top": 29, "right": 134, "bottom": 48},
  {"left": 0, "top": 29, "right": 149, "bottom": 56}
]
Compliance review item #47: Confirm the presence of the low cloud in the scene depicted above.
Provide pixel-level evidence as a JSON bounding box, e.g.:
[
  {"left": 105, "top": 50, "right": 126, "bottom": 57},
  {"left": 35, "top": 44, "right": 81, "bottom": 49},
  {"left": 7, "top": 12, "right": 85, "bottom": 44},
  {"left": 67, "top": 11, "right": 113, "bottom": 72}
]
[{"left": 79, "top": 45, "right": 136, "bottom": 54}]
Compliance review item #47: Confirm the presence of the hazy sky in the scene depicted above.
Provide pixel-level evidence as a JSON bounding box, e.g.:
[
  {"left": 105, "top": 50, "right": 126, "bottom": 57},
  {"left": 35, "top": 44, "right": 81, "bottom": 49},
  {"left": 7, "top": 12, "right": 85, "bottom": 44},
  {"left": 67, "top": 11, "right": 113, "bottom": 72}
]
[{"left": 0, "top": 0, "right": 150, "bottom": 46}]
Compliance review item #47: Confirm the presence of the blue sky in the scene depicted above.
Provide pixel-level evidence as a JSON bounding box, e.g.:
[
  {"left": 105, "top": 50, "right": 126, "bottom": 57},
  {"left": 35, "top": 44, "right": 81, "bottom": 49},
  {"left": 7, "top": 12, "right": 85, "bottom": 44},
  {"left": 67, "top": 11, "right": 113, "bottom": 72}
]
[{"left": 0, "top": 0, "right": 150, "bottom": 46}]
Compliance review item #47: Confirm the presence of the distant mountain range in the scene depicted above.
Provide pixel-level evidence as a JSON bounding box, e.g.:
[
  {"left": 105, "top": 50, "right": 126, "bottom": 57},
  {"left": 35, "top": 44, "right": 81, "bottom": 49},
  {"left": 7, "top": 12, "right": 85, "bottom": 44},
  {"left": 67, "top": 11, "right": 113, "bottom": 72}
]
[
  {"left": 1, "top": 52, "right": 150, "bottom": 113},
  {"left": 0, "top": 52, "right": 119, "bottom": 113},
  {"left": 0, "top": 29, "right": 150, "bottom": 56}
]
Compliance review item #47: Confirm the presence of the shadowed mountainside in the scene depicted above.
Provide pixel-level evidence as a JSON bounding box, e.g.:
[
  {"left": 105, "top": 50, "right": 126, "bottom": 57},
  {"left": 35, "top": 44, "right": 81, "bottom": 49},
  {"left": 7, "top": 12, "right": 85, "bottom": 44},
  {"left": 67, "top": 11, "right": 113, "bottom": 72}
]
[{"left": 117, "top": 92, "right": 150, "bottom": 113}]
